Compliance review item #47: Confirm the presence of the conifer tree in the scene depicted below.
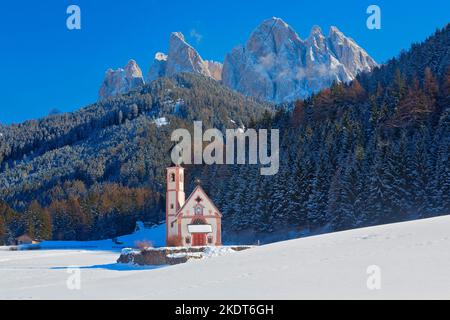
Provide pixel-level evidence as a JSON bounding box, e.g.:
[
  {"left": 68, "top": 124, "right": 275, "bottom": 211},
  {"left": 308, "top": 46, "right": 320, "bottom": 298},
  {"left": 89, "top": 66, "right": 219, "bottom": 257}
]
[
  {"left": 307, "top": 150, "right": 331, "bottom": 229},
  {"left": 26, "top": 200, "right": 52, "bottom": 240}
]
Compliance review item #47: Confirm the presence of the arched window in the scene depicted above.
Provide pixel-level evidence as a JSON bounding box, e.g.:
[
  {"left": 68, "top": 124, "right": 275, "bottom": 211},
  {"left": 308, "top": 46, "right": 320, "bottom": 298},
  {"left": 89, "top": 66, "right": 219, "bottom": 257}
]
[
  {"left": 170, "top": 173, "right": 176, "bottom": 182},
  {"left": 194, "top": 205, "right": 204, "bottom": 216}
]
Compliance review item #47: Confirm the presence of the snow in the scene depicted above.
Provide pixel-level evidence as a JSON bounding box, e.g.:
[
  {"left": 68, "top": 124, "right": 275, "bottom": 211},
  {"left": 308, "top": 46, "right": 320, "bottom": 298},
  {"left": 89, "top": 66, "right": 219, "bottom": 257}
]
[
  {"left": 1, "top": 216, "right": 450, "bottom": 299},
  {"left": 187, "top": 224, "right": 213, "bottom": 233},
  {"left": 154, "top": 52, "right": 168, "bottom": 61},
  {"left": 153, "top": 117, "right": 169, "bottom": 127},
  {"left": 202, "top": 246, "right": 237, "bottom": 258},
  {"left": 21, "top": 223, "right": 166, "bottom": 251}
]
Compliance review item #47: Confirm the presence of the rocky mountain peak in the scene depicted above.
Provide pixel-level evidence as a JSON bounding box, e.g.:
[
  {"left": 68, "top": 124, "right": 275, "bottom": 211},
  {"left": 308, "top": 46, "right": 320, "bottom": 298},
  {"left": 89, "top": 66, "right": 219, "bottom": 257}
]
[
  {"left": 171, "top": 31, "right": 186, "bottom": 43},
  {"left": 99, "top": 60, "right": 145, "bottom": 100},
  {"left": 146, "top": 32, "right": 223, "bottom": 82},
  {"left": 329, "top": 26, "right": 344, "bottom": 38},
  {"left": 247, "top": 17, "right": 302, "bottom": 55},
  {"left": 100, "top": 18, "right": 377, "bottom": 103},
  {"left": 309, "top": 25, "right": 325, "bottom": 39},
  {"left": 124, "top": 59, "right": 143, "bottom": 79},
  {"left": 222, "top": 18, "right": 378, "bottom": 103},
  {"left": 164, "top": 31, "right": 211, "bottom": 78}
]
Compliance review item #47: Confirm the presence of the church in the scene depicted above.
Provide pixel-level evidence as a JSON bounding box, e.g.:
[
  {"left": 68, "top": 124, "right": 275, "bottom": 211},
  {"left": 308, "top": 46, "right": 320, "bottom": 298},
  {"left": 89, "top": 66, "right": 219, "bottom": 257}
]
[{"left": 166, "top": 166, "right": 222, "bottom": 247}]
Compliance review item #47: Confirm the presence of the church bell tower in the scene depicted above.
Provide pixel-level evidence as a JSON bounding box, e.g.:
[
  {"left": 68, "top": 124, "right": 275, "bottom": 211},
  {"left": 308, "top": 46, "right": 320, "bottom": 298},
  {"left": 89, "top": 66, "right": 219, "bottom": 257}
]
[{"left": 166, "top": 166, "right": 185, "bottom": 244}]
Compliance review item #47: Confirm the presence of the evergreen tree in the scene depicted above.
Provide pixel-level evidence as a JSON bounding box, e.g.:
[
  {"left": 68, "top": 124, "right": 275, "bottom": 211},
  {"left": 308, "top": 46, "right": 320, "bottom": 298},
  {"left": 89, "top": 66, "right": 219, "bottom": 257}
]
[
  {"left": 287, "top": 153, "right": 314, "bottom": 228},
  {"left": 410, "top": 135, "right": 433, "bottom": 217},
  {"left": 25, "top": 200, "right": 52, "bottom": 240},
  {"left": 307, "top": 150, "right": 331, "bottom": 229},
  {"left": 392, "top": 137, "right": 413, "bottom": 216}
]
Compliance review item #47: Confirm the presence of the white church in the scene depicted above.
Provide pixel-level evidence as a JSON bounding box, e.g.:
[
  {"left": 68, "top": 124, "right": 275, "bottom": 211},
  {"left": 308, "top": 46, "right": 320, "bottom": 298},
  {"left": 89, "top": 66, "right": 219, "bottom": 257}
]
[{"left": 166, "top": 166, "right": 222, "bottom": 247}]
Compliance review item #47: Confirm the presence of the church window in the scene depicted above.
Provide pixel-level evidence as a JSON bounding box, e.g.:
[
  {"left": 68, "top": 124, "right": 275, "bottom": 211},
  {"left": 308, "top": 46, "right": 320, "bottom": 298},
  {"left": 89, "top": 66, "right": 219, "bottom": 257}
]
[
  {"left": 194, "top": 205, "right": 203, "bottom": 216},
  {"left": 171, "top": 173, "right": 176, "bottom": 182}
]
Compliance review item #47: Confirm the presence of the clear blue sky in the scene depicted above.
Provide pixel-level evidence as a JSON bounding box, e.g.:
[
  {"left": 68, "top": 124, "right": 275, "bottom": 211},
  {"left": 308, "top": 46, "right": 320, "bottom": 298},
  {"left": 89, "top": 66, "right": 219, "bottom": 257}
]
[{"left": 0, "top": 0, "right": 448, "bottom": 124}]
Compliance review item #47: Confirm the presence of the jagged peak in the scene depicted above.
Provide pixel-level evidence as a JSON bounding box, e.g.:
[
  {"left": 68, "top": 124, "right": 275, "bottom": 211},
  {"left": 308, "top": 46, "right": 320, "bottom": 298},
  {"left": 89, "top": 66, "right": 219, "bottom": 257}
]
[
  {"left": 169, "top": 31, "right": 198, "bottom": 52},
  {"left": 171, "top": 32, "right": 187, "bottom": 43},
  {"left": 171, "top": 31, "right": 184, "bottom": 39},
  {"left": 99, "top": 60, "right": 144, "bottom": 100},
  {"left": 310, "top": 25, "right": 324, "bottom": 36},
  {"left": 124, "top": 59, "right": 143, "bottom": 78},
  {"left": 264, "top": 17, "right": 289, "bottom": 27},
  {"left": 125, "top": 59, "right": 140, "bottom": 71},
  {"left": 256, "top": 17, "right": 295, "bottom": 34},
  {"left": 307, "top": 25, "right": 326, "bottom": 46},
  {"left": 329, "top": 26, "right": 345, "bottom": 38},
  {"left": 223, "top": 18, "right": 378, "bottom": 103},
  {"left": 125, "top": 59, "right": 138, "bottom": 66},
  {"left": 248, "top": 16, "right": 302, "bottom": 51}
]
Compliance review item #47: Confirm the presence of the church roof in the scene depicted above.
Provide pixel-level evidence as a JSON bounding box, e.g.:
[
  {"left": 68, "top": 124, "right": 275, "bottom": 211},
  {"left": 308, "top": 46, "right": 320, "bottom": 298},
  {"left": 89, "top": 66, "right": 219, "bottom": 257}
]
[{"left": 176, "top": 185, "right": 222, "bottom": 218}]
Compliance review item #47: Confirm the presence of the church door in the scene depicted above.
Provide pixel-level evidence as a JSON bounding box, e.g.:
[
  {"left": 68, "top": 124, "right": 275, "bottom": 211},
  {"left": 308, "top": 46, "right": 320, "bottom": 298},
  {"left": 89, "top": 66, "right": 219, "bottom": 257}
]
[{"left": 192, "top": 233, "right": 206, "bottom": 246}]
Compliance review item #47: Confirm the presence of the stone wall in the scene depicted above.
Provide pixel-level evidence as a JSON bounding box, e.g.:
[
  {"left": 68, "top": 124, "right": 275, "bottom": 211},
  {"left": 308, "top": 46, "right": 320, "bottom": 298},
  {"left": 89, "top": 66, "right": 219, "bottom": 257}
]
[{"left": 117, "top": 246, "right": 252, "bottom": 266}]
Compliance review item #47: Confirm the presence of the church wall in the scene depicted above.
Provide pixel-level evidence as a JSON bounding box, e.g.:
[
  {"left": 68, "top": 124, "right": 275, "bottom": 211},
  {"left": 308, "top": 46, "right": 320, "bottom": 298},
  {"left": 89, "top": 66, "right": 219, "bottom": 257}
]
[{"left": 179, "top": 215, "right": 219, "bottom": 246}]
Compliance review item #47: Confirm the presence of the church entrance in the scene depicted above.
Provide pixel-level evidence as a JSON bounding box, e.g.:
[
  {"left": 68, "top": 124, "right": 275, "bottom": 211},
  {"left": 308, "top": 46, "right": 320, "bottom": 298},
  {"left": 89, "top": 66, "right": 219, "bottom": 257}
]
[
  {"left": 192, "top": 233, "right": 207, "bottom": 247},
  {"left": 191, "top": 218, "right": 207, "bottom": 246}
]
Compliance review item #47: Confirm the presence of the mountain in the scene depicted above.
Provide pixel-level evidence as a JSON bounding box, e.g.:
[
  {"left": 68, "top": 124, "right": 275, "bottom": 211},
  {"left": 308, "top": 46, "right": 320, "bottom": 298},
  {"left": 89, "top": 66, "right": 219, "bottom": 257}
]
[
  {"left": 99, "top": 60, "right": 145, "bottom": 100},
  {"left": 100, "top": 18, "right": 375, "bottom": 103},
  {"left": 222, "top": 17, "right": 377, "bottom": 103},
  {"left": 147, "top": 32, "right": 222, "bottom": 82},
  {"left": 0, "top": 24, "right": 448, "bottom": 245}
]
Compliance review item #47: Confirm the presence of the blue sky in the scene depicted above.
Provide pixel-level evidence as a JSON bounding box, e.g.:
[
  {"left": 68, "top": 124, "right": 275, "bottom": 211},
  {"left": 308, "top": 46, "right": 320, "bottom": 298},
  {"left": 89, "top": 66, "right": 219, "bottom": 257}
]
[{"left": 0, "top": 0, "right": 448, "bottom": 124}]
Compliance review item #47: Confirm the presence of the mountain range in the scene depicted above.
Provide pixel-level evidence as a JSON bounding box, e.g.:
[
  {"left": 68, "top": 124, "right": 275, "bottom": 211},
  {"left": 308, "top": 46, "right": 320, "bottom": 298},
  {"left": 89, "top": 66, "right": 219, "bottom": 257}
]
[{"left": 99, "top": 17, "right": 377, "bottom": 102}]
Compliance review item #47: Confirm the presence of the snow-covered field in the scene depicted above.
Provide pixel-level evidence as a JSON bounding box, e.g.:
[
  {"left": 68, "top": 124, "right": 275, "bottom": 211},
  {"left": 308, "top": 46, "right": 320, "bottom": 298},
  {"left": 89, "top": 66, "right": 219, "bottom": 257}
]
[
  {"left": 1, "top": 216, "right": 449, "bottom": 300},
  {"left": 18, "top": 223, "right": 166, "bottom": 251}
]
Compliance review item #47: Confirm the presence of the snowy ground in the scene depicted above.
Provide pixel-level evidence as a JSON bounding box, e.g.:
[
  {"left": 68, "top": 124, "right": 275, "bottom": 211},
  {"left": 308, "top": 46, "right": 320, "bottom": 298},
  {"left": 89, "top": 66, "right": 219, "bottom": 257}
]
[
  {"left": 1, "top": 216, "right": 449, "bottom": 299},
  {"left": 21, "top": 223, "right": 166, "bottom": 250}
]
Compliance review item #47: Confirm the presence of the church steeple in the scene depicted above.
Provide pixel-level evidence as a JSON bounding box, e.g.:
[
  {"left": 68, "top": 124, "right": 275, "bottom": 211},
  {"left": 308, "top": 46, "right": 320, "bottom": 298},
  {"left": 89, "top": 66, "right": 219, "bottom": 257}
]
[{"left": 166, "top": 166, "right": 186, "bottom": 244}]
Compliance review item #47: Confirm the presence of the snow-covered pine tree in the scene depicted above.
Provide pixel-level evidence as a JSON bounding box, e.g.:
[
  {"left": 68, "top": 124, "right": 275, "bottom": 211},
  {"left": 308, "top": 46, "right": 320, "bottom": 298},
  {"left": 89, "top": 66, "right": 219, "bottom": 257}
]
[
  {"left": 410, "top": 132, "right": 434, "bottom": 218},
  {"left": 307, "top": 149, "right": 332, "bottom": 230}
]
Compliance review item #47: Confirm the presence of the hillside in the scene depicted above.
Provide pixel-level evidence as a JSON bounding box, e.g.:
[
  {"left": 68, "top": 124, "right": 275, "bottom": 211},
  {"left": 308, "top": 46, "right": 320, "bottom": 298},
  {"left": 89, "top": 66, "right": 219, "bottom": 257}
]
[
  {"left": 0, "top": 25, "right": 449, "bottom": 245},
  {"left": 1, "top": 215, "right": 449, "bottom": 299},
  {"left": 0, "top": 73, "right": 271, "bottom": 242}
]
